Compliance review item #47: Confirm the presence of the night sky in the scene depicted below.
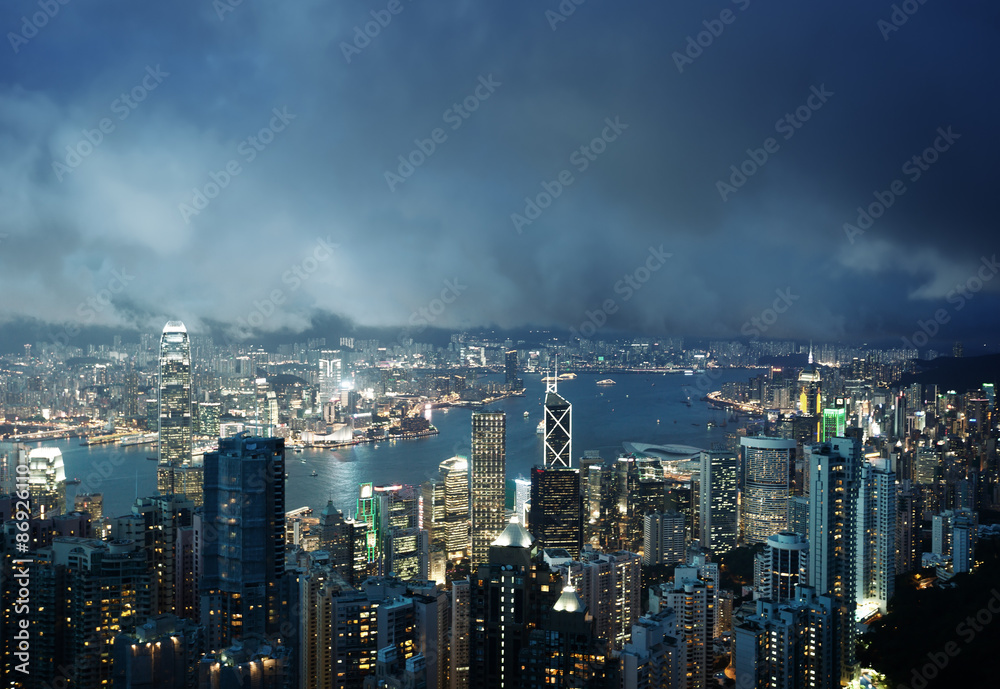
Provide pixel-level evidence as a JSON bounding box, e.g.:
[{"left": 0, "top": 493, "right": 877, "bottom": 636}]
[{"left": 1, "top": 0, "right": 998, "bottom": 348}]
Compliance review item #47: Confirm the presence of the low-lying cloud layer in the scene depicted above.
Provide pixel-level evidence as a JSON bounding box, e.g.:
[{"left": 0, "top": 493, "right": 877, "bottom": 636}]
[{"left": 1, "top": 0, "right": 997, "bottom": 346}]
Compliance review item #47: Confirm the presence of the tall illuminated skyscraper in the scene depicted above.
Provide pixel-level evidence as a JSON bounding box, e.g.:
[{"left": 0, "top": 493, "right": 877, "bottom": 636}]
[
  {"left": 470, "top": 411, "right": 506, "bottom": 567},
  {"left": 739, "top": 437, "right": 794, "bottom": 545},
  {"left": 157, "top": 321, "right": 192, "bottom": 496},
  {"left": 529, "top": 465, "right": 583, "bottom": 558},
  {"left": 807, "top": 437, "right": 861, "bottom": 686},
  {"left": 201, "top": 435, "right": 286, "bottom": 649},
  {"left": 698, "top": 451, "right": 737, "bottom": 554},
  {"left": 543, "top": 377, "right": 572, "bottom": 468}
]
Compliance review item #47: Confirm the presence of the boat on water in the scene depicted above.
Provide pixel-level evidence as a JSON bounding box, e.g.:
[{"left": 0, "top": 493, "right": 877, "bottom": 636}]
[
  {"left": 523, "top": 411, "right": 530, "bottom": 418},
  {"left": 596, "top": 378, "right": 616, "bottom": 386},
  {"left": 536, "top": 420, "right": 545, "bottom": 434},
  {"left": 310, "top": 470, "right": 318, "bottom": 477},
  {"left": 65, "top": 477, "right": 81, "bottom": 485}
]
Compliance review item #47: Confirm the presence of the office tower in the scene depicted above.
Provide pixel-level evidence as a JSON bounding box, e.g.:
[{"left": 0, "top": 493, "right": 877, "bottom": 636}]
[
  {"left": 529, "top": 465, "right": 583, "bottom": 558},
  {"left": 197, "top": 401, "right": 221, "bottom": 438},
  {"left": 74, "top": 492, "right": 103, "bottom": 519},
  {"left": 798, "top": 355, "right": 822, "bottom": 416},
  {"left": 157, "top": 321, "right": 193, "bottom": 496},
  {"left": 469, "top": 519, "right": 561, "bottom": 689},
  {"left": 650, "top": 561, "right": 717, "bottom": 689},
  {"left": 620, "top": 611, "right": 682, "bottom": 689},
  {"left": 821, "top": 398, "right": 848, "bottom": 442},
  {"left": 386, "top": 526, "right": 428, "bottom": 580},
  {"left": 513, "top": 475, "right": 531, "bottom": 528},
  {"left": 740, "top": 437, "right": 794, "bottom": 544},
  {"left": 319, "top": 351, "right": 342, "bottom": 402},
  {"left": 450, "top": 578, "right": 471, "bottom": 689},
  {"left": 580, "top": 450, "right": 604, "bottom": 525},
  {"left": 111, "top": 614, "right": 206, "bottom": 689},
  {"left": 698, "top": 451, "right": 738, "bottom": 553},
  {"left": 760, "top": 532, "right": 808, "bottom": 603},
  {"left": 543, "top": 378, "right": 572, "bottom": 468},
  {"left": 734, "top": 585, "right": 837, "bottom": 689},
  {"left": 857, "top": 457, "right": 896, "bottom": 614},
  {"left": 470, "top": 411, "right": 506, "bottom": 567},
  {"left": 436, "top": 456, "right": 471, "bottom": 560},
  {"left": 145, "top": 397, "right": 159, "bottom": 431},
  {"left": 27, "top": 446, "right": 66, "bottom": 516},
  {"left": 807, "top": 437, "right": 861, "bottom": 685},
  {"left": 201, "top": 435, "right": 286, "bottom": 649},
  {"left": 518, "top": 587, "right": 614, "bottom": 687},
  {"left": 913, "top": 449, "right": 940, "bottom": 485},
  {"left": 504, "top": 348, "right": 519, "bottom": 389},
  {"left": 643, "top": 512, "right": 687, "bottom": 565}
]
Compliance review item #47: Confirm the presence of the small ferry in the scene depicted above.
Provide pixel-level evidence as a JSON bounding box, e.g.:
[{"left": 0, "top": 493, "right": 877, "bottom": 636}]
[{"left": 596, "top": 379, "right": 616, "bottom": 386}]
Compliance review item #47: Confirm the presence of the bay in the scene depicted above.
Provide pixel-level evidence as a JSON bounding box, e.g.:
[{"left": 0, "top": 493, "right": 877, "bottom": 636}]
[{"left": 33, "top": 369, "right": 754, "bottom": 519}]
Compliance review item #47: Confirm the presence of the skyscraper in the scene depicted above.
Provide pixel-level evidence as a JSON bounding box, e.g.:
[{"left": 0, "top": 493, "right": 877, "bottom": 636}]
[
  {"left": 760, "top": 532, "right": 808, "bottom": 603},
  {"left": 201, "top": 435, "right": 286, "bottom": 649},
  {"left": 319, "top": 351, "right": 342, "bottom": 403},
  {"left": 504, "top": 348, "right": 520, "bottom": 390},
  {"left": 857, "top": 457, "right": 896, "bottom": 614},
  {"left": 157, "top": 321, "right": 192, "bottom": 497},
  {"left": 26, "top": 446, "right": 66, "bottom": 517},
  {"left": 643, "top": 512, "right": 687, "bottom": 566},
  {"left": 470, "top": 411, "right": 506, "bottom": 567},
  {"left": 543, "top": 378, "right": 572, "bottom": 468},
  {"left": 740, "top": 437, "right": 795, "bottom": 544},
  {"left": 807, "top": 437, "right": 861, "bottom": 685},
  {"left": 698, "top": 451, "right": 738, "bottom": 554},
  {"left": 529, "top": 465, "right": 583, "bottom": 558}
]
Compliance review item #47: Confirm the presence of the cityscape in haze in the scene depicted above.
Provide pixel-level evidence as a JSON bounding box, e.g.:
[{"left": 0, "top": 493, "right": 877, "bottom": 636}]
[{"left": 2, "top": 1, "right": 999, "bottom": 688}]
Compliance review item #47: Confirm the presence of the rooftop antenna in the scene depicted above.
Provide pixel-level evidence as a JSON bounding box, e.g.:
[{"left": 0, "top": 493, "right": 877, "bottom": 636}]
[{"left": 547, "top": 354, "right": 558, "bottom": 394}]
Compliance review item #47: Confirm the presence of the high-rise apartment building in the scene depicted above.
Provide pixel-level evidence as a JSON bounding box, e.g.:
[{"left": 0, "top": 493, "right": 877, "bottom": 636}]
[{"left": 807, "top": 437, "right": 861, "bottom": 685}]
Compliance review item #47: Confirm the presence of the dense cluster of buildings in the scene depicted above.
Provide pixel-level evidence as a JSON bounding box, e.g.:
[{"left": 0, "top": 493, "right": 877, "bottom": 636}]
[{"left": 0, "top": 327, "right": 998, "bottom": 687}]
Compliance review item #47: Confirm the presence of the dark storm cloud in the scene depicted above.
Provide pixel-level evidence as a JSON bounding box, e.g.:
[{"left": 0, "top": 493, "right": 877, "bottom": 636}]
[{"left": 0, "top": 0, "right": 997, "bottom": 345}]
